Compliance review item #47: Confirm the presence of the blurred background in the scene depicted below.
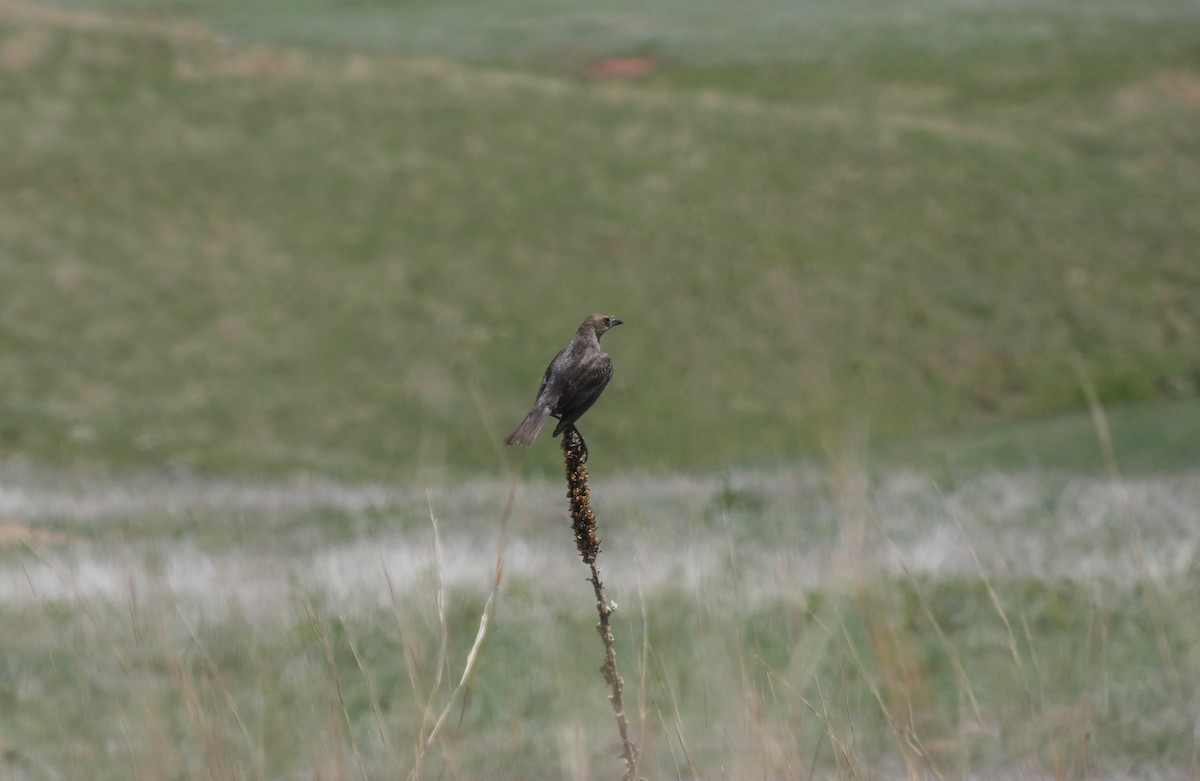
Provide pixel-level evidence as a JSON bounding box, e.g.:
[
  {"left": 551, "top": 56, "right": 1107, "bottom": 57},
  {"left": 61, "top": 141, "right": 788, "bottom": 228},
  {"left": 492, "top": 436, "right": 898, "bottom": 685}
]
[
  {"left": 2, "top": 0, "right": 1198, "bottom": 480},
  {"left": 1, "top": 0, "right": 1199, "bottom": 778}
]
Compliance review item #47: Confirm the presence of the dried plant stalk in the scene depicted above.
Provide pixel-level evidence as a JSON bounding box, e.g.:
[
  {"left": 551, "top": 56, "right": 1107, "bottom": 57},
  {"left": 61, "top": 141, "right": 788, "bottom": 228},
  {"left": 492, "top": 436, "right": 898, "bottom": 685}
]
[{"left": 561, "top": 425, "right": 639, "bottom": 779}]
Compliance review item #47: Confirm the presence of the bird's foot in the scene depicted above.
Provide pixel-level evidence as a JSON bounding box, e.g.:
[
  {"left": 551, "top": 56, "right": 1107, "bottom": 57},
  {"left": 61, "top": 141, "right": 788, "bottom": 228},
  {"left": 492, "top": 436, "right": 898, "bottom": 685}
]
[{"left": 565, "top": 425, "right": 589, "bottom": 462}]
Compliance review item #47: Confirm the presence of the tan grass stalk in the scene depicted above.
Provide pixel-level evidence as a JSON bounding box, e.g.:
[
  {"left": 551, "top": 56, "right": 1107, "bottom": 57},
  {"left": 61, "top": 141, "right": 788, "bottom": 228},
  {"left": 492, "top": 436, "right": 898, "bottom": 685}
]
[
  {"left": 1070, "top": 353, "right": 1179, "bottom": 687},
  {"left": 408, "top": 489, "right": 508, "bottom": 781}
]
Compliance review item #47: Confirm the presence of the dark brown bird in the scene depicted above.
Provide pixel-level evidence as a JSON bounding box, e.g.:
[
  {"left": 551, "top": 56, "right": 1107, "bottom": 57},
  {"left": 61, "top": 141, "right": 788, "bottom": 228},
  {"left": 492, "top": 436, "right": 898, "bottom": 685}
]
[{"left": 504, "top": 313, "right": 623, "bottom": 446}]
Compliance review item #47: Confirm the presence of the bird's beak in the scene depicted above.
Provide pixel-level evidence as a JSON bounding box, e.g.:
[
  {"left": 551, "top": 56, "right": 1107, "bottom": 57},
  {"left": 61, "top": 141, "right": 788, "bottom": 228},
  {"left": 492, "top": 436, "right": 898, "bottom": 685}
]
[{"left": 612, "top": 318, "right": 623, "bottom": 326}]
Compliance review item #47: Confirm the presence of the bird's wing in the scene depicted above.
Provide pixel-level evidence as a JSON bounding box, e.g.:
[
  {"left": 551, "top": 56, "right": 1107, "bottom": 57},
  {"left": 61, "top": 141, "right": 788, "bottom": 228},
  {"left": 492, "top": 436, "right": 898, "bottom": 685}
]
[{"left": 554, "top": 353, "right": 613, "bottom": 426}]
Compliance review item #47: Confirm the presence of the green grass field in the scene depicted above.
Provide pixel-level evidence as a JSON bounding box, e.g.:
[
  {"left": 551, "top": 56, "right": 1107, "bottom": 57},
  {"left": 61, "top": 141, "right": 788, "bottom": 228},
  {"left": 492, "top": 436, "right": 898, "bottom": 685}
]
[
  {"left": 3, "top": 0, "right": 1200, "bottom": 479},
  {"left": 1, "top": 1, "right": 1199, "bottom": 778}
]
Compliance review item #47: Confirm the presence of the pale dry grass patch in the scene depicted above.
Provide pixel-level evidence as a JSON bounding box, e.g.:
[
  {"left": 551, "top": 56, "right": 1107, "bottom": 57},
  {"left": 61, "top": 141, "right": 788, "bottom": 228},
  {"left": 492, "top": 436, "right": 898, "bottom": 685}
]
[{"left": 2, "top": 459, "right": 1198, "bottom": 778}]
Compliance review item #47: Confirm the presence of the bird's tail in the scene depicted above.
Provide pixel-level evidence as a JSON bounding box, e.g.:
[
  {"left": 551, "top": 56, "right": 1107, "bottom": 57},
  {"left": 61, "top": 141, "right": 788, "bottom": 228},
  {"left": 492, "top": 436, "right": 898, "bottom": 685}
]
[{"left": 503, "top": 404, "right": 552, "bottom": 446}]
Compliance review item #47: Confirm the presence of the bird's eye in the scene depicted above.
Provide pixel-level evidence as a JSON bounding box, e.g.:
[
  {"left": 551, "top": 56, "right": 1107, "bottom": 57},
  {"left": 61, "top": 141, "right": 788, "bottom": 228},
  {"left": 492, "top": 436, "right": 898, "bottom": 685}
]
[{"left": 605, "top": 317, "right": 614, "bottom": 325}]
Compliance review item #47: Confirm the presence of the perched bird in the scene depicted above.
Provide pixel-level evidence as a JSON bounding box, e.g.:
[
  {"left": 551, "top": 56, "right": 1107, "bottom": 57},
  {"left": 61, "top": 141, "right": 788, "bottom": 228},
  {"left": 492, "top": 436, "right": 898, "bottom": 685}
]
[{"left": 504, "top": 313, "right": 623, "bottom": 447}]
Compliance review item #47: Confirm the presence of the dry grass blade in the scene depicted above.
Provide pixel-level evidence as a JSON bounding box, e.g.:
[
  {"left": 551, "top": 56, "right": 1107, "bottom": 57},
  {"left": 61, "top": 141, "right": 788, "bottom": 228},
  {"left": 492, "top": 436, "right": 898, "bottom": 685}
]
[
  {"left": 953, "top": 508, "right": 1036, "bottom": 706},
  {"left": 1071, "top": 353, "right": 1181, "bottom": 688},
  {"left": 409, "top": 484, "right": 510, "bottom": 779},
  {"left": 878, "top": 528, "right": 985, "bottom": 726},
  {"left": 653, "top": 653, "right": 698, "bottom": 781},
  {"left": 302, "top": 596, "right": 370, "bottom": 781},
  {"left": 345, "top": 630, "right": 397, "bottom": 767}
]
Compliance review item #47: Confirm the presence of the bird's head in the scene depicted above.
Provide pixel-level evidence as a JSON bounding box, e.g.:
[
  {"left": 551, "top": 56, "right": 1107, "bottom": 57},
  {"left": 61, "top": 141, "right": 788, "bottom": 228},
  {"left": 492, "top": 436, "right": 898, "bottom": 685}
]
[{"left": 585, "top": 312, "right": 623, "bottom": 337}]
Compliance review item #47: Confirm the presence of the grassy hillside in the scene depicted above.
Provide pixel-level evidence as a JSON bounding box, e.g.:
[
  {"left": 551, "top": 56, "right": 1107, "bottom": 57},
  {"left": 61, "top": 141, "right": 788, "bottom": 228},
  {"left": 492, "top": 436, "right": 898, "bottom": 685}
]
[
  {"left": 3, "top": 7, "right": 1199, "bottom": 779},
  {"left": 1, "top": 1, "right": 1198, "bottom": 481}
]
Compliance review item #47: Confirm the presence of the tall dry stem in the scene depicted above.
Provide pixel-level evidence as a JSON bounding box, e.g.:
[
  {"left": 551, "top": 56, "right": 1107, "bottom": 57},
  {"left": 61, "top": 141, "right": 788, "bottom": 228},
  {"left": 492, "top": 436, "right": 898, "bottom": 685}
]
[{"left": 561, "top": 425, "right": 639, "bottom": 779}]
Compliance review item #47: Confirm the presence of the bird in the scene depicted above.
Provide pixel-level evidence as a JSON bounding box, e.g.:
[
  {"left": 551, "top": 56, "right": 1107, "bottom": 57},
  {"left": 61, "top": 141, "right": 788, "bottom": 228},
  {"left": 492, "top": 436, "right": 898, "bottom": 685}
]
[{"left": 504, "top": 313, "right": 623, "bottom": 447}]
